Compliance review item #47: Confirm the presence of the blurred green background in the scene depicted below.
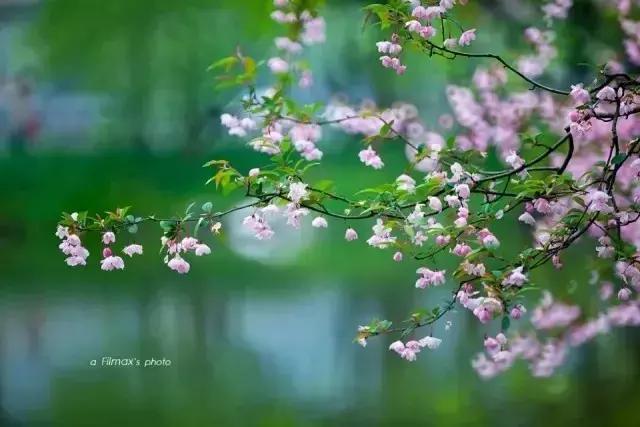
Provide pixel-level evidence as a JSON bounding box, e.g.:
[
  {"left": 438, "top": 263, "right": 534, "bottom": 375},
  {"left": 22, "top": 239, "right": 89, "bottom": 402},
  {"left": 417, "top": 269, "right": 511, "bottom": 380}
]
[{"left": 0, "top": 0, "right": 639, "bottom": 425}]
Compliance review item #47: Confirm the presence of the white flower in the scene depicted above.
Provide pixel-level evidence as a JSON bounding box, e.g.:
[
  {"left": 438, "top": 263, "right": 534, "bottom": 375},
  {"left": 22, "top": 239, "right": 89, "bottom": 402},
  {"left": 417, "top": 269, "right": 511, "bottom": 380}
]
[
  {"left": 518, "top": 212, "right": 536, "bottom": 226},
  {"left": 311, "top": 216, "right": 328, "bottom": 228},
  {"left": 428, "top": 196, "right": 443, "bottom": 212},
  {"left": 195, "top": 244, "right": 211, "bottom": 256},
  {"left": 100, "top": 256, "right": 125, "bottom": 271},
  {"left": 122, "top": 244, "right": 143, "bottom": 257},
  {"left": 418, "top": 336, "right": 442, "bottom": 350},
  {"left": 288, "top": 182, "right": 309, "bottom": 203},
  {"left": 167, "top": 256, "right": 190, "bottom": 274},
  {"left": 345, "top": 228, "right": 358, "bottom": 241},
  {"left": 396, "top": 174, "right": 416, "bottom": 193},
  {"left": 55, "top": 225, "right": 69, "bottom": 239}
]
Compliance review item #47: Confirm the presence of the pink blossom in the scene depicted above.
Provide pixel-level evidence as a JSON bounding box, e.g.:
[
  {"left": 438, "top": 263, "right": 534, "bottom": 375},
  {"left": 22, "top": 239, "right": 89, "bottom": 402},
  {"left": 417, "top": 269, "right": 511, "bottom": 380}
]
[
  {"left": 505, "top": 151, "right": 525, "bottom": 169},
  {"left": 284, "top": 203, "right": 309, "bottom": 229},
  {"left": 275, "top": 37, "right": 302, "bottom": 54},
  {"left": 518, "top": 212, "right": 536, "bottom": 226},
  {"left": 510, "top": 304, "right": 526, "bottom": 319},
  {"left": 367, "top": 219, "right": 396, "bottom": 249},
  {"left": 345, "top": 228, "right": 358, "bottom": 241},
  {"left": 267, "top": 57, "right": 289, "bottom": 74},
  {"left": 243, "top": 214, "right": 275, "bottom": 240},
  {"left": 455, "top": 184, "right": 470, "bottom": 199},
  {"left": 415, "top": 267, "right": 446, "bottom": 288},
  {"left": 388, "top": 340, "right": 418, "bottom": 361},
  {"left": 419, "top": 26, "right": 437, "bottom": 39},
  {"left": 301, "top": 17, "right": 326, "bottom": 45},
  {"left": 531, "top": 292, "right": 580, "bottom": 329},
  {"left": 194, "top": 244, "right": 211, "bottom": 256},
  {"left": 452, "top": 243, "right": 472, "bottom": 257},
  {"left": 418, "top": 336, "right": 442, "bottom": 349},
  {"left": 311, "top": 216, "right": 328, "bottom": 228},
  {"left": 618, "top": 287, "right": 633, "bottom": 301},
  {"left": 443, "top": 38, "right": 457, "bottom": 49},
  {"left": 435, "top": 235, "right": 451, "bottom": 246},
  {"left": 100, "top": 255, "right": 125, "bottom": 271},
  {"left": 502, "top": 266, "right": 527, "bottom": 287},
  {"left": 393, "top": 251, "right": 403, "bottom": 262},
  {"left": 459, "top": 29, "right": 476, "bottom": 46},
  {"left": 288, "top": 182, "right": 309, "bottom": 203},
  {"left": 428, "top": 196, "right": 443, "bottom": 212},
  {"left": 167, "top": 256, "right": 190, "bottom": 274},
  {"left": 55, "top": 225, "right": 69, "bottom": 239},
  {"left": 270, "top": 10, "right": 296, "bottom": 24},
  {"left": 533, "top": 198, "right": 552, "bottom": 214},
  {"left": 585, "top": 190, "right": 613, "bottom": 214},
  {"left": 473, "top": 306, "right": 492, "bottom": 323},
  {"left": 358, "top": 147, "right": 384, "bottom": 169},
  {"left": 404, "top": 20, "right": 422, "bottom": 33},
  {"left": 596, "top": 86, "right": 617, "bottom": 102},
  {"left": 102, "top": 231, "right": 116, "bottom": 245},
  {"left": 123, "top": 244, "right": 143, "bottom": 257},
  {"left": 411, "top": 5, "right": 428, "bottom": 19},
  {"left": 570, "top": 84, "right": 591, "bottom": 105},
  {"left": 396, "top": 174, "right": 416, "bottom": 193},
  {"left": 478, "top": 228, "right": 500, "bottom": 249},
  {"left": 65, "top": 256, "right": 87, "bottom": 267}
]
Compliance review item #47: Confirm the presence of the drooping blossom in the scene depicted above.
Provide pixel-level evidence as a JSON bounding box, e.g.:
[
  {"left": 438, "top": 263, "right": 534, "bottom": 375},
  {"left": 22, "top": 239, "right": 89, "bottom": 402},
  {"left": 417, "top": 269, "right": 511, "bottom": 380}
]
[
  {"left": 459, "top": 29, "right": 476, "bottom": 46},
  {"left": 123, "top": 244, "right": 143, "bottom": 257},
  {"left": 167, "top": 256, "right": 190, "bottom": 274},
  {"left": 415, "top": 267, "right": 446, "bottom": 288},
  {"left": 311, "top": 216, "right": 329, "bottom": 228},
  {"left": 195, "top": 244, "right": 211, "bottom": 256},
  {"left": 100, "top": 249, "right": 125, "bottom": 272},
  {"left": 367, "top": 219, "right": 396, "bottom": 249},
  {"left": 345, "top": 228, "right": 358, "bottom": 241},
  {"left": 288, "top": 182, "right": 310, "bottom": 203},
  {"left": 102, "top": 232, "right": 116, "bottom": 245},
  {"left": 359, "top": 147, "right": 384, "bottom": 169}
]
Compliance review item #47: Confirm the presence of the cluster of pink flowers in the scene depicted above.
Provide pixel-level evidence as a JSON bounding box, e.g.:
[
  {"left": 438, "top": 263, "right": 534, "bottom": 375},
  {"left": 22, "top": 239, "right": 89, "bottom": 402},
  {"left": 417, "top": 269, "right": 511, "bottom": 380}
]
[
  {"left": 542, "top": 0, "right": 573, "bottom": 23},
  {"left": 57, "top": 219, "right": 144, "bottom": 272},
  {"left": 162, "top": 236, "right": 211, "bottom": 274},
  {"left": 99, "top": 232, "right": 125, "bottom": 272},
  {"left": 290, "top": 124, "right": 323, "bottom": 161},
  {"left": 530, "top": 292, "right": 581, "bottom": 330},
  {"left": 388, "top": 335, "right": 442, "bottom": 361},
  {"left": 415, "top": 267, "right": 446, "bottom": 288},
  {"left": 57, "top": 224, "right": 89, "bottom": 267},
  {"left": 220, "top": 114, "right": 257, "bottom": 138},
  {"left": 378, "top": 33, "right": 406, "bottom": 75},
  {"left": 366, "top": 219, "right": 397, "bottom": 249}
]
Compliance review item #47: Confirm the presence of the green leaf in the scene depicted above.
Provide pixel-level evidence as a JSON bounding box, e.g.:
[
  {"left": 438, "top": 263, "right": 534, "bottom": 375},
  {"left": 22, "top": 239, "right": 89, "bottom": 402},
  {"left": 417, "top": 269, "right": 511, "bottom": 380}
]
[
  {"left": 202, "top": 202, "right": 213, "bottom": 213},
  {"left": 612, "top": 153, "right": 627, "bottom": 165},
  {"left": 208, "top": 56, "right": 238, "bottom": 72}
]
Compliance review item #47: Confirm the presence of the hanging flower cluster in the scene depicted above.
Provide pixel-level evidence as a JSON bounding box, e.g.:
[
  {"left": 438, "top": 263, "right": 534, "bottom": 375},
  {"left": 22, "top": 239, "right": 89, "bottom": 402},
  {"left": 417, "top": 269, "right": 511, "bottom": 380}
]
[{"left": 57, "top": 0, "right": 640, "bottom": 379}]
